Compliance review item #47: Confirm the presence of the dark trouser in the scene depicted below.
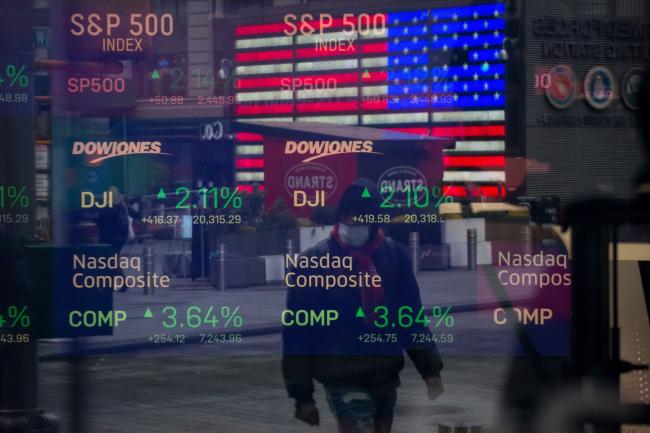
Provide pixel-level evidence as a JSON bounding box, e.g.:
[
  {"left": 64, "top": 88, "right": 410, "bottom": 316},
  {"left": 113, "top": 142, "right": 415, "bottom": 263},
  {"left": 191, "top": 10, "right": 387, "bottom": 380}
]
[{"left": 325, "top": 384, "right": 397, "bottom": 433}]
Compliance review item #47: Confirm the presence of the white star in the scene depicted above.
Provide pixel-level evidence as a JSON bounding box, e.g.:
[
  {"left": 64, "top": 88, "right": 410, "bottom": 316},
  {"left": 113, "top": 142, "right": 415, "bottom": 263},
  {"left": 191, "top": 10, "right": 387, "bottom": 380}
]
[
  {"left": 453, "top": 93, "right": 459, "bottom": 101},
  {"left": 493, "top": 30, "right": 500, "bottom": 37},
  {"left": 473, "top": 52, "right": 479, "bottom": 60},
  {"left": 463, "top": 83, "right": 469, "bottom": 91},
  {"left": 463, "top": 63, "right": 469, "bottom": 70},
  {"left": 433, "top": 76, "right": 439, "bottom": 82},
  {"left": 422, "top": 25, "right": 428, "bottom": 33},
  {"left": 403, "top": 47, "right": 409, "bottom": 54},
  {"left": 453, "top": 74, "right": 458, "bottom": 81},
  {"left": 484, "top": 20, "right": 489, "bottom": 28},
  {"left": 423, "top": 66, "right": 428, "bottom": 71},
  {"left": 463, "top": 22, "right": 468, "bottom": 30},
  {"left": 433, "top": 95, "right": 439, "bottom": 102},
  {"left": 494, "top": 73, "right": 500, "bottom": 79},
  {"left": 403, "top": 87, "right": 409, "bottom": 94},
  {"left": 433, "top": 34, "right": 439, "bottom": 41},
  {"left": 443, "top": 44, "right": 448, "bottom": 52},
  {"left": 413, "top": 77, "right": 419, "bottom": 83},
  {"left": 452, "top": 13, "right": 458, "bottom": 21},
  {"left": 494, "top": 51, "right": 500, "bottom": 58},
  {"left": 423, "top": 85, "right": 428, "bottom": 92},
  {"left": 405, "top": 66, "right": 410, "bottom": 72},
  {"left": 423, "top": 46, "right": 428, "bottom": 52},
  {"left": 403, "top": 28, "right": 409, "bottom": 35},
  {"left": 443, "top": 84, "right": 449, "bottom": 91},
  {"left": 443, "top": 64, "right": 448, "bottom": 71},
  {"left": 395, "top": 19, "right": 400, "bottom": 25},
  {"left": 483, "top": 42, "right": 489, "bottom": 49},
  {"left": 473, "top": 93, "right": 479, "bottom": 101},
  {"left": 463, "top": 43, "right": 469, "bottom": 50},
  {"left": 433, "top": 15, "right": 438, "bottom": 22},
  {"left": 443, "top": 24, "right": 448, "bottom": 32},
  {"left": 394, "top": 37, "right": 399, "bottom": 44},
  {"left": 494, "top": 9, "right": 500, "bottom": 17},
  {"left": 394, "top": 58, "right": 399, "bottom": 65},
  {"left": 473, "top": 11, "right": 479, "bottom": 19},
  {"left": 473, "top": 32, "right": 479, "bottom": 40},
  {"left": 494, "top": 91, "right": 500, "bottom": 99},
  {"left": 473, "top": 73, "right": 479, "bottom": 80},
  {"left": 393, "top": 78, "right": 400, "bottom": 84},
  {"left": 412, "top": 17, "right": 418, "bottom": 24},
  {"left": 483, "top": 62, "right": 490, "bottom": 70},
  {"left": 413, "top": 36, "right": 419, "bottom": 43},
  {"left": 453, "top": 33, "right": 458, "bottom": 40},
  {"left": 484, "top": 82, "right": 489, "bottom": 90},
  {"left": 413, "top": 56, "right": 419, "bottom": 62}
]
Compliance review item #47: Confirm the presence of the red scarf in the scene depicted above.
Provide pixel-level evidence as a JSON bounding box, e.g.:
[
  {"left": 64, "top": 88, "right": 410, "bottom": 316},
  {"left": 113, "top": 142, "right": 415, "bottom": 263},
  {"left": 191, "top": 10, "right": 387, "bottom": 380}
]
[{"left": 332, "top": 225, "right": 386, "bottom": 322}]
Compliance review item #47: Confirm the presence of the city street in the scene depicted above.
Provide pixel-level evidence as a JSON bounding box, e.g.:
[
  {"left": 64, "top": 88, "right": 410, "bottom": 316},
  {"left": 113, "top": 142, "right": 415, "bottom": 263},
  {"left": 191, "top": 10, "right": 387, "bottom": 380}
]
[
  {"left": 38, "top": 333, "right": 510, "bottom": 433},
  {"left": 35, "top": 267, "right": 529, "bottom": 433}
]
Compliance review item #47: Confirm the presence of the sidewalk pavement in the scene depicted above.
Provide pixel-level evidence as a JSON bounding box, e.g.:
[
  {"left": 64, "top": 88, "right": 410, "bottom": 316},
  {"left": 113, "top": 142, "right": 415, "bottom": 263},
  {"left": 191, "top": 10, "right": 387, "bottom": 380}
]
[{"left": 39, "top": 267, "right": 536, "bottom": 358}]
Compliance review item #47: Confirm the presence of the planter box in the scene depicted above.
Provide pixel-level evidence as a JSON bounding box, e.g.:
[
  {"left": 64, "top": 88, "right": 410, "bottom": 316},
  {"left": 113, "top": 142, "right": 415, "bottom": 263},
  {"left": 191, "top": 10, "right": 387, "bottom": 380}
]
[{"left": 209, "top": 256, "right": 266, "bottom": 288}]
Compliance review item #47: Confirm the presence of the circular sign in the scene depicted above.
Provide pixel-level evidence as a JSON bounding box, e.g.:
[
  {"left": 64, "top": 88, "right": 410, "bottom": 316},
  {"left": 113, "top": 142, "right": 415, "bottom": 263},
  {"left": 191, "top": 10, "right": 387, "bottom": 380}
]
[
  {"left": 621, "top": 67, "right": 645, "bottom": 111},
  {"left": 284, "top": 163, "right": 338, "bottom": 199},
  {"left": 377, "top": 166, "right": 427, "bottom": 206},
  {"left": 584, "top": 66, "right": 615, "bottom": 110},
  {"left": 545, "top": 65, "right": 577, "bottom": 109}
]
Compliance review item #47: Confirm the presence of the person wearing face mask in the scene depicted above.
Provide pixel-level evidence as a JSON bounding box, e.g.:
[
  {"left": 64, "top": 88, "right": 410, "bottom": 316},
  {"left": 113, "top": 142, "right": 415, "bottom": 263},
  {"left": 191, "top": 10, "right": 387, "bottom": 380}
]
[{"left": 282, "top": 178, "right": 444, "bottom": 433}]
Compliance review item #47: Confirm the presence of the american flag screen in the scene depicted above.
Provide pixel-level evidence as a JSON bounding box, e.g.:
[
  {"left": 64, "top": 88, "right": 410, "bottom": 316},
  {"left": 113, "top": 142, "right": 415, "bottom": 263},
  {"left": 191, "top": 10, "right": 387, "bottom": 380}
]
[{"left": 233, "top": 3, "right": 508, "bottom": 198}]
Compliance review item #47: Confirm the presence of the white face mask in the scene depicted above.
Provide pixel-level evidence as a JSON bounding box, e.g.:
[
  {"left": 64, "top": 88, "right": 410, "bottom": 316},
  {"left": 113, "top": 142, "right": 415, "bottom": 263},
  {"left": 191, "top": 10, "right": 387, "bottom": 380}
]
[{"left": 338, "top": 223, "right": 370, "bottom": 247}]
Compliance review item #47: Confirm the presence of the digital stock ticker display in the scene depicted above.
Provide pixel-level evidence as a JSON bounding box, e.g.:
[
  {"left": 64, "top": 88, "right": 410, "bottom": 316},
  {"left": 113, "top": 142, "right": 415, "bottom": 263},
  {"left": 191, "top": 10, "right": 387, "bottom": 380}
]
[{"left": 0, "top": 1, "right": 649, "bottom": 433}]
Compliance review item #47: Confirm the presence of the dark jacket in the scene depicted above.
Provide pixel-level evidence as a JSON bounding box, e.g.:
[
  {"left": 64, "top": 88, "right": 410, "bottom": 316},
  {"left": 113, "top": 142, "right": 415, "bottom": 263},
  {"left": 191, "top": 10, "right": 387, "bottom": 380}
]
[{"left": 282, "top": 235, "right": 443, "bottom": 403}]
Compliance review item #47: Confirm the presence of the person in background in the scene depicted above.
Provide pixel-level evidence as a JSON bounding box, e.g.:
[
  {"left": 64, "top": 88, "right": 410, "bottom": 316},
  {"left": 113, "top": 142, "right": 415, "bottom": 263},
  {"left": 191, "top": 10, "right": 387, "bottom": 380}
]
[
  {"left": 95, "top": 186, "right": 132, "bottom": 292},
  {"left": 282, "top": 179, "right": 444, "bottom": 433},
  {"left": 95, "top": 186, "right": 130, "bottom": 251}
]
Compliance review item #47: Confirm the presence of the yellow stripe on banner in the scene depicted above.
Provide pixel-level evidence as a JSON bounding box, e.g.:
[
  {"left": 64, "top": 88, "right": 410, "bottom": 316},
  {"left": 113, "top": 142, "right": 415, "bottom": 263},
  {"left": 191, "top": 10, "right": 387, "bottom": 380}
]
[
  {"left": 361, "top": 85, "right": 388, "bottom": 96},
  {"left": 443, "top": 171, "right": 505, "bottom": 182},
  {"left": 236, "top": 36, "right": 293, "bottom": 49},
  {"left": 296, "top": 59, "right": 358, "bottom": 71},
  {"left": 362, "top": 112, "right": 428, "bottom": 124},
  {"left": 236, "top": 63, "right": 293, "bottom": 76},
  {"left": 297, "top": 87, "right": 358, "bottom": 99},
  {"left": 239, "top": 117, "right": 293, "bottom": 122},
  {"left": 361, "top": 57, "right": 388, "bottom": 68},
  {"left": 236, "top": 145, "right": 264, "bottom": 155},
  {"left": 236, "top": 90, "right": 294, "bottom": 102},
  {"left": 296, "top": 115, "right": 359, "bottom": 124},
  {"left": 235, "top": 172, "right": 264, "bottom": 182},
  {"left": 432, "top": 110, "right": 504, "bottom": 122}
]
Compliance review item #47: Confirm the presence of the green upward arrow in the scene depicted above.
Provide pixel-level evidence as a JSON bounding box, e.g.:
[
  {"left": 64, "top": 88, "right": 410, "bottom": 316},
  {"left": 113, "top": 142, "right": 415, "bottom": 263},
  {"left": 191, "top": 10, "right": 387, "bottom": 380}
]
[
  {"left": 156, "top": 188, "right": 166, "bottom": 199},
  {"left": 355, "top": 307, "right": 365, "bottom": 318},
  {"left": 151, "top": 69, "right": 160, "bottom": 79},
  {"left": 144, "top": 308, "right": 153, "bottom": 318},
  {"left": 361, "top": 187, "right": 371, "bottom": 198}
]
